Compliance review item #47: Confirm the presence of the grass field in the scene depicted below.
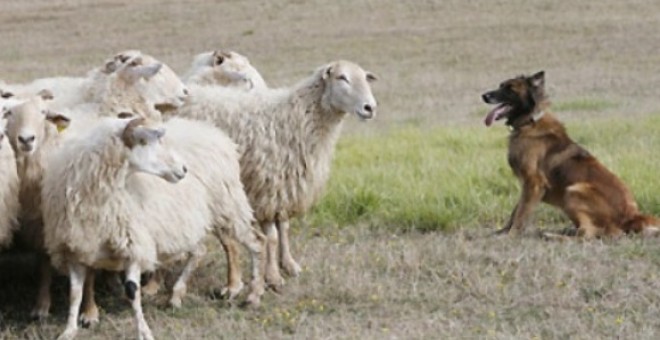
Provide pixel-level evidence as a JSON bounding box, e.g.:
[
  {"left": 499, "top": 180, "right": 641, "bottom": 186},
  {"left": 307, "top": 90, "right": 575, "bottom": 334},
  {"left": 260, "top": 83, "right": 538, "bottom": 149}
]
[{"left": 2, "top": 0, "right": 660, "bottom": 339}]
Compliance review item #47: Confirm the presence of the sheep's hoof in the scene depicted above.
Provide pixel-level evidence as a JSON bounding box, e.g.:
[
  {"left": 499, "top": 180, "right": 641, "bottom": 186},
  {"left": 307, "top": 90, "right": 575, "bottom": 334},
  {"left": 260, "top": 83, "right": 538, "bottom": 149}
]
[
  {"left": 56, "top": 328, "right": 77, "bottom": 340},
  {"left": 141, "top": 277, "right": 160, "bottom": 297},
  {"left": 220, "top": 282, "right": 245, "bottom": 300},
  {"left": 29, "top": 308, "right": 49, "bottom": 322},
  {"left": 125, "top": 281, "right": 138, "bottom": 301},
  {"left": 240, "top": 294, "right": 261, "bottom": 309},
  {"left": 266, "top": 281, "right": 285, "bottom": 294},
  {"left": 281, "top": 260, "right": 302, "bottom": 278},
  {"left": 79, "top": 307, "right": 99, "bottom": 328},
  {"left": 265, "top": 273, "right": 285, "bottom": 293},
  {"left": 169, "top": 296, "right": 182, "bottom": 309}
]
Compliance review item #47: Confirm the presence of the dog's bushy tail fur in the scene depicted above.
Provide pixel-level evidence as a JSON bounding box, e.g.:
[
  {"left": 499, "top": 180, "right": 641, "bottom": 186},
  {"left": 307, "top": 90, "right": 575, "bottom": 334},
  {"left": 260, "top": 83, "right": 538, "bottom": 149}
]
[{"left": 623, "top": 214, "right": 660, "bottom": 237}]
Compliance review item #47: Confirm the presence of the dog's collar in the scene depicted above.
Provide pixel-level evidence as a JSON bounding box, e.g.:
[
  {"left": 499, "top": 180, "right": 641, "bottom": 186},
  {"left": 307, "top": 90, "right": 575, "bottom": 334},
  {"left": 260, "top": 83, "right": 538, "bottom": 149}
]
[{"left": 508, "top": 110, "right": 545, "bottom": 130}]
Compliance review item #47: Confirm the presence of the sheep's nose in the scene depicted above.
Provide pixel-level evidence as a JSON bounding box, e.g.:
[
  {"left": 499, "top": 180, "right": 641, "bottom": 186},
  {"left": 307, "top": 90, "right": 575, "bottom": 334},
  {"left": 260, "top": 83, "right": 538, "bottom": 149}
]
[
  {"left": 364, "top": 104, "right": 374, "bottom": 114},
  {"left": 182, "top": 88, "right": 189, "bottom": 96},
  {"left": 482, "top": 93, "right": 492, "bottom": 103},
  {"left": 18, "top": 135, "right": 35, "bottom": 145},
  {"left": 182, "top": 165, "right": 188, "bottom": 174}
]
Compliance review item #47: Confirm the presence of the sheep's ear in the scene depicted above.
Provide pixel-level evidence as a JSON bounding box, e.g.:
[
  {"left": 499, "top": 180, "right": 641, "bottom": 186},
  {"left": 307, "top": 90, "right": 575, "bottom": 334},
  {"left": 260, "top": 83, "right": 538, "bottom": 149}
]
[
  {"left": 133, "top": 125, "right": 166, "bottom": 144},
  {"left": 45, "top": 111, "right": 71, "bottom": 132},
  {"left": 102, "top": 60, "right": 119, "bottom": 74},
  {"left": 128, "top": 63, "right": 162, "bottom": 80},
  {"left": 37, "top": 89, "right": 54, "bottom": 101},
  {"left": 321, "top": 64, "right": 335, "bottom": 80},
  {"left": 530, "top": 71, "right": 545, "bottom": 88},
  {"left": 212, "top": 51, "right": 226, "bottom": 66},
  {"left": 366, "top": 72, "right": 378, "bottom": 83},
  {"left": 0, "top": 90, "right": 14, "bottom": 99},
  {"left": 116, "top": 53, "right": 132, "bottom": 63}
]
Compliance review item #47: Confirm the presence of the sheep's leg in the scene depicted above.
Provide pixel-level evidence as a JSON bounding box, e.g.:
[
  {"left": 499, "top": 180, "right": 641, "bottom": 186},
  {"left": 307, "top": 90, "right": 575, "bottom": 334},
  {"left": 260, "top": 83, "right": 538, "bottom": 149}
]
[
  {"left": 262, "top": 221, "right": 284, "bottom": 291},
  {"left": 125, "top": 263, "right": 154, "bottom": 340},
  {"left": 57, "top": 262, "right": 86, "bottom": 340},
  {"left": 217, "top": 231, "right": 244, "bottom": 299},
  {"left": 141, "top": 271, "right": 161, "bottom": 296},
  {"left": 170, "top": 245, "right": 206, "bottom": 308},
  {"left": 237, "top": 227, "right": 266, "bottom": 307},
  {"left": 79, "top": 269, "right": 99, "bottom": 328},
  {"left": 277, "top": 220, "right": 302, "bottom": 277},
  {"left": 31, "top": 254, "right": 52, "bottom": 320}
]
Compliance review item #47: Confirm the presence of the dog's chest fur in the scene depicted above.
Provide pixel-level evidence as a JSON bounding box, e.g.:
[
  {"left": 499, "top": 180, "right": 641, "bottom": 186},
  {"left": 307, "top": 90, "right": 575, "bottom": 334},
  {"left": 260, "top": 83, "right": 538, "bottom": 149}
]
[{"left": 506, "top": 122, "right": 558, "bottom": 179}]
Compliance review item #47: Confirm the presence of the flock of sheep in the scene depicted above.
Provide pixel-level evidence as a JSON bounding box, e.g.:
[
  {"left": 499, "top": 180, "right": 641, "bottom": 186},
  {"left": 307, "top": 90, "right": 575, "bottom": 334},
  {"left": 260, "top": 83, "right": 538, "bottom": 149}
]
[{"left": 0, "top": 50, "right": 378, "bottom": 340}]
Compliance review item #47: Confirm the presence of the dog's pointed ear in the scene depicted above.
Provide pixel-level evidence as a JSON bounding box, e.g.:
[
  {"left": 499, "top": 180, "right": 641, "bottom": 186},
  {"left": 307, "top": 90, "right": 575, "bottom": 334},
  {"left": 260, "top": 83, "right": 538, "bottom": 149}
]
[{"left": 530, "top": 71, "right": 545, "bottom": 88}]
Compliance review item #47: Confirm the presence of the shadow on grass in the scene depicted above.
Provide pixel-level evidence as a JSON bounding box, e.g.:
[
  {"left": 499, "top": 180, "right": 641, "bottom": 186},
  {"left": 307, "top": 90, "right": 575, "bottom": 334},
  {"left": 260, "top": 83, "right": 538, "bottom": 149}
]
[{"left": 0, "top": 251, "right": 152, "bottom": 333}]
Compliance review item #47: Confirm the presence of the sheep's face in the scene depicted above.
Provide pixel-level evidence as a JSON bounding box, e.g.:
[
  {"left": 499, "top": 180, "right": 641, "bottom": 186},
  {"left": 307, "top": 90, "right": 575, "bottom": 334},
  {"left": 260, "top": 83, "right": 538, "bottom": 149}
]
[
  {"left": 3, "top": 94, "right": 69, "bottom": 156},
  {"left": 321, "top": 60, "right": 378, "bottom": 120},
  {"left": 139, "top": 61, "right": 189, "bottom": 112},
  {"left": 121, "top": 118, "right": 187, "bottom": 183},
  {"left": 106, "top": 51, "right": 189, "bottom": 112},
  {"left": 208, "top": 50, "right": 259, "bottom": 89}
]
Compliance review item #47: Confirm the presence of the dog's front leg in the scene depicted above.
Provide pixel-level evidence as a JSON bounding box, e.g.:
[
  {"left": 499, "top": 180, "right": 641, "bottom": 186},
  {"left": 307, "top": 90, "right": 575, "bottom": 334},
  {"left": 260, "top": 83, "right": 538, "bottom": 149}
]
[
  {"left": 493, "top": 203, "right": 518, "bottom": 235},
  {"left": 507, "top": 175, "right": 546, "bottom": 235}
]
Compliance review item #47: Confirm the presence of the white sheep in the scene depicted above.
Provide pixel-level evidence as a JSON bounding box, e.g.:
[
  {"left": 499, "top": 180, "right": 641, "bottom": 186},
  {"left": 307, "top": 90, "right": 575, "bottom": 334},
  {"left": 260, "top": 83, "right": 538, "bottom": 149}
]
[
  {"left": 0, "top": 109, "right": 20, "bottom": 250},
  {"left": 182, "top": 50, "right": 267, "bottom": 90},
  {"left": 3, "top": 93, "right": 70, "bottom": 319},
  {"left": 167, "top": 60, "right": 378, "bottom": 288},
  {"left": 3, "top": 50, "right": 188, "bottom": 113},
  {"left": 43, "top": 117, "right": 264, "bottom": 340},
  {"left": 1, "top": 56, "right": 189, "bottom": 321}
]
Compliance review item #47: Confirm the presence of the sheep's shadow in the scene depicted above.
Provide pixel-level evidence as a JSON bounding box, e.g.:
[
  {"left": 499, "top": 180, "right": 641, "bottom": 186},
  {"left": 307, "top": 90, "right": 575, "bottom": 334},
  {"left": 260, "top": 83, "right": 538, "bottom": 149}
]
[{"left": 0, "top": 251, "right": 133, "bottom": 331}]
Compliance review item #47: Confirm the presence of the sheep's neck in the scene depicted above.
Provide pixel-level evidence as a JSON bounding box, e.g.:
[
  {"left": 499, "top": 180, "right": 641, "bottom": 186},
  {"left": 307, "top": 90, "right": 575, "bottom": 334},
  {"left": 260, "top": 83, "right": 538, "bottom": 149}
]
[
  {"left": 98, "top": 80, "right": 154, "bottom": 119},
  {"left": 77, "top": 142, "right": 131, "bottom": 204},
  {"left": 295, "top": 80, "right": 345, "bottom": 159}
]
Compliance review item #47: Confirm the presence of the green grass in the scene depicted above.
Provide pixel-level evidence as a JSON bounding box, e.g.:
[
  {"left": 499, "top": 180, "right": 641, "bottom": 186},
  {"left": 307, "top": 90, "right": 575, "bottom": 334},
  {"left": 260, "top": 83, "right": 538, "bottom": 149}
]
[
  {"left": 309, "top": 114, "right": 660, "bottom": 232},
  {"left": 553, "top": 98, "right": 619, "bottom": 112}
]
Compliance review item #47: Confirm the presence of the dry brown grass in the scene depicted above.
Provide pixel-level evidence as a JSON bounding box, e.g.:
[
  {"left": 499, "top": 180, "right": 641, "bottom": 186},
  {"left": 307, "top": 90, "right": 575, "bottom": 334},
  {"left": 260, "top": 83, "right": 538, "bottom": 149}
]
[{"left": 1, "top": 0, "right": 660, "bottom": 339}]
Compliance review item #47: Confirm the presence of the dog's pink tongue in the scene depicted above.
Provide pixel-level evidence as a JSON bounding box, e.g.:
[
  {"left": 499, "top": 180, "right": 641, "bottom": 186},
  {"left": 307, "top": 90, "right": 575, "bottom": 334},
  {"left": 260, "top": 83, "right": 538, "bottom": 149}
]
[{"left": 483, "top": 105, "right": 507, "bottom": 127}]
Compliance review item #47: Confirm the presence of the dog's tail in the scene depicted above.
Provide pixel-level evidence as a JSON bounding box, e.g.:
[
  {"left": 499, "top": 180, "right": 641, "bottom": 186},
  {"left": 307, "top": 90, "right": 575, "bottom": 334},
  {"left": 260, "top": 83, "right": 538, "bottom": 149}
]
[{"left": 622, "top": 214, "right": 660, "bottom": 237}]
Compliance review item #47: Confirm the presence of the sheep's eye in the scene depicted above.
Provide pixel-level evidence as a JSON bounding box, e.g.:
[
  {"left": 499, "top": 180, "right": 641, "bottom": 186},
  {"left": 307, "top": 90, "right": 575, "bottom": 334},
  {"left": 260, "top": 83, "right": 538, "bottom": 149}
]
[
  {"left": 139, "top": 138, "right": 147, "bottom": 146},
  {"left": 337, "top": 75, "right": 349, "bottom": 83},
  {"left": 1, "top": 91, "right": 13, "bottom": 99},
  {"left": 215, "top": 56, "right": 225, "bottom": 65},
  {"left": 117, "top": 112, "right": 134, "bottom": 119}
]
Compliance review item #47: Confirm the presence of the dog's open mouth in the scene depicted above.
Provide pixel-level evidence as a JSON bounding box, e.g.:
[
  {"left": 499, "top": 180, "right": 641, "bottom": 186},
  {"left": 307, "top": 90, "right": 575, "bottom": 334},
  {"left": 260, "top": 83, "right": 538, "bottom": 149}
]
[{"left": 484, "top": 104, "right": 511, "bottom": 127}]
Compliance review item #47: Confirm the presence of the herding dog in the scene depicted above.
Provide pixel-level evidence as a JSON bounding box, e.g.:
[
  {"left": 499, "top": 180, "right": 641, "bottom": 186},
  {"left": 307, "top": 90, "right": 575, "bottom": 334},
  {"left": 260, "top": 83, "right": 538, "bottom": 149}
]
[{"left": 482, "top": 71, "right": 660, "bottom": 238}]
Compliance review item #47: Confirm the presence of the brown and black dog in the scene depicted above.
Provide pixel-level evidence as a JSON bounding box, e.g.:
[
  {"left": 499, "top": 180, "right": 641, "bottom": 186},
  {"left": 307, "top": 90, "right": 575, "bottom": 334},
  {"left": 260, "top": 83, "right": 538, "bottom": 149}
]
[{"left": 482, "top": 71, "right": 660, "bottom": 238}]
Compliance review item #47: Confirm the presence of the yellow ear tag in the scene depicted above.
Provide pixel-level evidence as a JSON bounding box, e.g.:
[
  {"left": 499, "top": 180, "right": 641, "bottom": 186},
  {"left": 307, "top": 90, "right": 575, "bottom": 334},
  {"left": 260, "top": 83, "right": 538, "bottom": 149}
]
[{"left": 57, "top": 125, "right": 67, "bottom": 133}]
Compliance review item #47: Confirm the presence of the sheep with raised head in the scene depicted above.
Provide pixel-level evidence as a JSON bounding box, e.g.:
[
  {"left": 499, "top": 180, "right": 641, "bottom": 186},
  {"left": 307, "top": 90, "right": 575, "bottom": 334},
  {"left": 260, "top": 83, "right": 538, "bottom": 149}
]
[
  {"left": 43, "top": 116, "right": 264, "bottom": 340},
  {"left": 182, "top": 50, "right": 267, "bottom": 91},
  {"left": 167, "top": 60, "right": 378, "bottom": 288}
]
